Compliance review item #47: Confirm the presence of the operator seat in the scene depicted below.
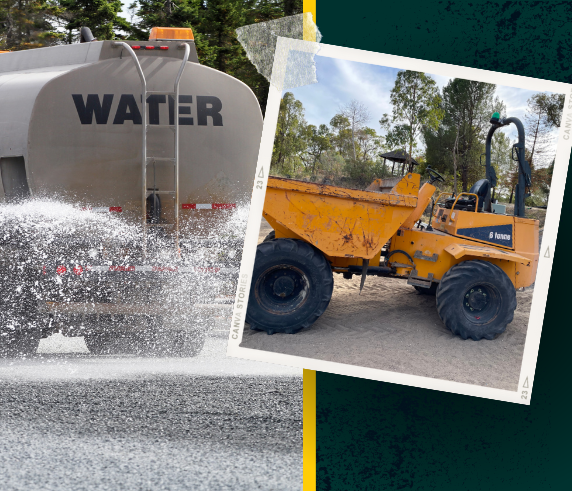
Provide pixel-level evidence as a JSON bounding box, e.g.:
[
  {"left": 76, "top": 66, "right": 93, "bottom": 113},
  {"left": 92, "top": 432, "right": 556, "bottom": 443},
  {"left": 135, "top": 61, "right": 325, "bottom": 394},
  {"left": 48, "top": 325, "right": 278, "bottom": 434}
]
[{"left": 444, "top": 179, "right": 490, "bottom": 212}]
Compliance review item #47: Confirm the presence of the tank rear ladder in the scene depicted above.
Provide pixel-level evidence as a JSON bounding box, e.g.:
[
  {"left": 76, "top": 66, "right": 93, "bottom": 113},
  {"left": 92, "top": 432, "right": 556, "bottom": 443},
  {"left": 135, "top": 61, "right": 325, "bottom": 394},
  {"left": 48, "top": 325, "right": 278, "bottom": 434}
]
[{"left": 111, "top": 42, "right": 191, "bottom": 258}]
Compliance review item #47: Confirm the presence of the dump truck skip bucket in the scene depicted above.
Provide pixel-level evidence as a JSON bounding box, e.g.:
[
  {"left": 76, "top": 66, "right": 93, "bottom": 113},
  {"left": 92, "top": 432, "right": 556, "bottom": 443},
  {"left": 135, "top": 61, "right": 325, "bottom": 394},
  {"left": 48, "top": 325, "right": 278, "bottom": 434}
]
[{"left": 263, "top": 173, "right": 420, "bottom": 260}]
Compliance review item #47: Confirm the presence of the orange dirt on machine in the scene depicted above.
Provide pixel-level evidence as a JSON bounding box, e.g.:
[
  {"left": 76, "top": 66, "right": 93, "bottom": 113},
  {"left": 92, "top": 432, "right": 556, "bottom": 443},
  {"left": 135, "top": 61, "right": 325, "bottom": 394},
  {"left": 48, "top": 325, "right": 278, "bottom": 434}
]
[{"left": 246, "top": 113, "right": 539, "bottom": 341}]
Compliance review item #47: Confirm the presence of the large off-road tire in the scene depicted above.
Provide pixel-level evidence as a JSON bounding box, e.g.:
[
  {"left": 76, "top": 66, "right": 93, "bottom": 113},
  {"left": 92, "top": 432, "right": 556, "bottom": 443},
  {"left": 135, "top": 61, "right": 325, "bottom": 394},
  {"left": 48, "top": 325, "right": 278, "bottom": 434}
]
[
  {"left": 414, "top": 283, "right": 438, "bottom": 296},
  {"left": 263, "top": 230, "right": 275, "bottom": 242},
  {"left": 246, "top": 239, "right": 334, "bottom": 334},
  {"left": 0, "top": 263, "right": 43, "bottom": 358},
  {"left": 436, "top": 260, "right": 517, "bottom": 341}
]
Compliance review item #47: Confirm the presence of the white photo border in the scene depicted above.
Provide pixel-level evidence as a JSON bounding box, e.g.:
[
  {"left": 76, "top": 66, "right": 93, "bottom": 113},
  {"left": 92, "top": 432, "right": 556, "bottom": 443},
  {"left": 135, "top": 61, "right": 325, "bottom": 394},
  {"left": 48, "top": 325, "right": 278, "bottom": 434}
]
[{"left": 227, "top": 37, "right": 572, "bottom": 405}]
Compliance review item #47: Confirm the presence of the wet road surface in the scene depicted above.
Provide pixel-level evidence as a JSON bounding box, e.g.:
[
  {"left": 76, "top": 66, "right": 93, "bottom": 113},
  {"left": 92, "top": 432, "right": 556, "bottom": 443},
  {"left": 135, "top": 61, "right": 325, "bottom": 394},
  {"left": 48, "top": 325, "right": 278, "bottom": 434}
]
[{"left": 0, "top": 336, "right": 302, "bottom": 490}]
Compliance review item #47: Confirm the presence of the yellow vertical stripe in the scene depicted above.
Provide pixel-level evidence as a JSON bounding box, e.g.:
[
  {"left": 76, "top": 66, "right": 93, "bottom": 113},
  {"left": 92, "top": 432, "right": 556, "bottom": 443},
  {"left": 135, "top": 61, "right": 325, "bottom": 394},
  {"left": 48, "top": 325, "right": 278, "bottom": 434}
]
[
  {"left": 303, "top": 0, "right": 317, "bottom": 42},
  {"left": 303, "top": 369, "right": 317, "bottom": 490},
  {"left": 303, "top": 0, "right": 317, "bottom": 21},
  {"left": 302, "top": 3, "right": 317, "bottom": 489}
]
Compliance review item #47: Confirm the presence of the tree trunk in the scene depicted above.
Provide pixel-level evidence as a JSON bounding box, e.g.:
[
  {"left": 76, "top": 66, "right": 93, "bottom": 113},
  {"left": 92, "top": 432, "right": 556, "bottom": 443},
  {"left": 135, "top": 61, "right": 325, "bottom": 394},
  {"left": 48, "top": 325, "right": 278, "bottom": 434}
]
[
  {"left": 284, "top": 0, "right": 298, "bottom": 16},
  {"left": 529, "top": 111, "right": 541, "bottom": 167},
  {"left": 351, "top": 124, "right": 356, "bottom": 161},
  {"left": 453, "top": 127, "right": 459, "bottom": 195},
  {"left": 461, "top": 161, "right": 468, "bottom": 192},
  {"left": 6, "top": 11, "right": 14, "bottom": 48},
  {"left": 408, "top": 139, "right": 413, "bottom": 173}
]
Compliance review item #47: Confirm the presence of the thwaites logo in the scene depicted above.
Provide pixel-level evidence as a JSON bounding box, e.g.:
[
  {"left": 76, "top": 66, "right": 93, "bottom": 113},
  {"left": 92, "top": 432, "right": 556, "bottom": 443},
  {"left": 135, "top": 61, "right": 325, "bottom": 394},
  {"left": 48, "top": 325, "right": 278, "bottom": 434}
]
[
  {"left": 72, "top": 94, "right": 223, "bottom": 126},
  {"left": 457, "top": 224, "right": 513, "bottom": 248}
]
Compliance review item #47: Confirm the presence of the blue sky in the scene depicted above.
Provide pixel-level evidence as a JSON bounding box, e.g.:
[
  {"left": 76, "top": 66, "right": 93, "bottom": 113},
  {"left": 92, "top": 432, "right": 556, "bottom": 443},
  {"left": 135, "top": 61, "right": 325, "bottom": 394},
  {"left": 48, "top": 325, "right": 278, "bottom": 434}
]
[
  {"left": 120, "top": 2, "right": 136, "bottom": 23},
  {"left": 286, "top": 55, "right": 560, "bottom": 145}
]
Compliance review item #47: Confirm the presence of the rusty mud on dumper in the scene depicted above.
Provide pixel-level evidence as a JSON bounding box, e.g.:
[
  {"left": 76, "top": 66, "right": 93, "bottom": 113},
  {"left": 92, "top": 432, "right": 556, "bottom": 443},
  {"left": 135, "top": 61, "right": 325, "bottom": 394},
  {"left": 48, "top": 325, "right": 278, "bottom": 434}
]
[{"left": 246, "top": 113, "right": 539, "bottom": 341}]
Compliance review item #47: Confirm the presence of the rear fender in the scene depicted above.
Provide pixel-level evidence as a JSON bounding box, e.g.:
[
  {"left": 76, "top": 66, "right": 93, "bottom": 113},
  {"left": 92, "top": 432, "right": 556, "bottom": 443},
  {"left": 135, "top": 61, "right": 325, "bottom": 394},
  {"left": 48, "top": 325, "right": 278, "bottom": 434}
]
[{"left": 444, "top": 243, "right": 531, "bottom": 265}]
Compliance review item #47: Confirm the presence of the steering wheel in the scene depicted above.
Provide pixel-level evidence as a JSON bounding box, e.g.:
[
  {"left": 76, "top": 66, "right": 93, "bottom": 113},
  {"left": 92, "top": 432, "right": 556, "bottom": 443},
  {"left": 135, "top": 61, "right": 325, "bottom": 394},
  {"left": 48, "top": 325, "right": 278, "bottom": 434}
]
[{"left": 426, "top": 167, "right": 445, "bottom": 184}]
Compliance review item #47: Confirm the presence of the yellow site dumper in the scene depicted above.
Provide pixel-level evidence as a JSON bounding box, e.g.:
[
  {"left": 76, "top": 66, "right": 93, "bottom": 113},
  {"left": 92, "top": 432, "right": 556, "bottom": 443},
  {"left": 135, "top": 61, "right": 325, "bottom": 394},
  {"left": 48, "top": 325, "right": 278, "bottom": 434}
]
[{"left": 246, "top": 114, "right": 539, "bottom": 340}]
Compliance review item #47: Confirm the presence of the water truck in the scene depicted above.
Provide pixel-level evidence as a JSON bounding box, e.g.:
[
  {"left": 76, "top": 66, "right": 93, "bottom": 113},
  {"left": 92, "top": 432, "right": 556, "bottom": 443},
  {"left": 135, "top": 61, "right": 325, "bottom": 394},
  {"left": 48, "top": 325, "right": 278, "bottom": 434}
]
[{"left": 0, "top": 27, "right": 263, "bottom": 356}]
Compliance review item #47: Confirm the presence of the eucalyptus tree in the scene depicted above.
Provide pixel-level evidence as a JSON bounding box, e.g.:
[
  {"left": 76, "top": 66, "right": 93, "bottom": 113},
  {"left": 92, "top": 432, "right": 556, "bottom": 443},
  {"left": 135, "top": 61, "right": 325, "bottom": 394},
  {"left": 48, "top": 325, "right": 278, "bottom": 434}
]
[
  {"left": 339, "top": 100, "right": 370, "bottom": 161},
  {"left": 271, "top": 91, "right": 308, "bottom": 175},
  {"left": 382, "top": 70, "right": 443, "bottom": 172}
]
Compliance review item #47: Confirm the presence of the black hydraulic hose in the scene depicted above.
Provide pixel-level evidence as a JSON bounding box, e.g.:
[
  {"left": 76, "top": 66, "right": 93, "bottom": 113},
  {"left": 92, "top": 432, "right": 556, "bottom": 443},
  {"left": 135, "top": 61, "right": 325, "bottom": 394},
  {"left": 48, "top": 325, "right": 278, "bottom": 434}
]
[
  {"left": 504, "top": 116, "right": 526, "bottom": 147},
  {"left": 486, "top": 116, "right": 529, "bottom": 217},
  {"left": 485, "top": 125, "right": 496, "bottom": 175},
  {"left": 426, "top": 197, "right": 436, "bottom": 231},
  {"left": 384, "top": 249, "right": 416, "bottom": 269}
]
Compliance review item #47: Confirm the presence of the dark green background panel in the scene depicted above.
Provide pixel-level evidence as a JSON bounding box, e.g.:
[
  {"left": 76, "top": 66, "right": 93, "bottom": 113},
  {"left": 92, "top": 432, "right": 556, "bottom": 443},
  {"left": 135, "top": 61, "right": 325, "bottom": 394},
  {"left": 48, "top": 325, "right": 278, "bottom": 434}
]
[
  {"left": 319, "top": 0, "right": 572, "bottom": 82},
  {"left": 316, "top": 1, "right": 571, "bottom": 489}
]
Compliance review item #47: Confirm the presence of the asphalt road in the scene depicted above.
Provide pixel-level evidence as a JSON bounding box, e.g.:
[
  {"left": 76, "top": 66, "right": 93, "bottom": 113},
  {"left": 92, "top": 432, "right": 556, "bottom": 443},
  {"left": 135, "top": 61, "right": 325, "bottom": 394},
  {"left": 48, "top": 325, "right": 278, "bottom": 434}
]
[{"left": 0, "top": 337, "right": 302, "bottom": 490}]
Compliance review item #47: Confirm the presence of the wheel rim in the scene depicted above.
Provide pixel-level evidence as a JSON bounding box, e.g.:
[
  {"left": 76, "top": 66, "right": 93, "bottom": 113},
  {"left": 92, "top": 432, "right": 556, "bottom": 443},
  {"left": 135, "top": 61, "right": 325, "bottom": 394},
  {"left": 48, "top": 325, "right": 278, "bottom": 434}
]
[
  {"left": 255, "top": 264, "right": 309, "bottom": 315},
  {"left": 462, "top": 284, "right": 499, "bottom": 323}
]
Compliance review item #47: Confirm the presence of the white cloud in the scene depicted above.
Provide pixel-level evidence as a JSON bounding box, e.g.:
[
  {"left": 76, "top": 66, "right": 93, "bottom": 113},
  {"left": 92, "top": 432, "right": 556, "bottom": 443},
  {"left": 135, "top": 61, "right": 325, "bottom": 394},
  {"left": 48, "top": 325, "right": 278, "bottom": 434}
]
[
  {"left": 287, "top": 56, "right": 562, "bottom": 151},
  {"left": 288, "top": 56, "right": 399, "bottom": 131}
]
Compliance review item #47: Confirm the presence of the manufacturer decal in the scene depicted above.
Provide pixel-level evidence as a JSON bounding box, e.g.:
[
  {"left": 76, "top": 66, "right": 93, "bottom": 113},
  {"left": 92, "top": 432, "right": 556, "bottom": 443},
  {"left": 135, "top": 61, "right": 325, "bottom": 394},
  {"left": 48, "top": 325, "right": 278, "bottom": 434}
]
[{"left": 457, "top": 224, "right": 513, "bottom": 247}]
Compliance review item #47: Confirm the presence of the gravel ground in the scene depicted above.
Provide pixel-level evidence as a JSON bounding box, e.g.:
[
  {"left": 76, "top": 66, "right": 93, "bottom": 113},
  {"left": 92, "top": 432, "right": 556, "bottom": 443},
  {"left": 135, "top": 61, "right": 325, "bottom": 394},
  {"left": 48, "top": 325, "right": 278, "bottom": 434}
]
[
  {"left": 0, "top": 337, "right": 302, "bottom": 491},
  {"left": 241, "top": 218, "right": 531, "bottom": 392}
]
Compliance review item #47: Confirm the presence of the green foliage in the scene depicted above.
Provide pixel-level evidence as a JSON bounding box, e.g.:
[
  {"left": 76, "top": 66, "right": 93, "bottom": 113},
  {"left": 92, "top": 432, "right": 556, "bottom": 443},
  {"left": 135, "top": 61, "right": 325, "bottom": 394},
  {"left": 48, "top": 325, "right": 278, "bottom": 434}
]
[
  {"left": 424, "top": 78, "right": 499, "bottom": 192},
  {"left": 490, "top": 131, "right": 514, "bottom": 200},
  {"left": 525, "top": 92, "right": 563, "bottom": 169},
  {"left": 428, "top": 88, "right": 561, "bottom": 206},
  {"left": 303, "top": 124, "right": 332, "bottom": 174},
  {"left": 58, "top": 0, "right": 130, "bottom": 41},
  {"left": 329, "top": 114, "right": 352, "bottom": 157},
  {"left": 271, "top": 92, "right": 307, "bottom": 175},
  {"left": 130, "top": 1, "right": 302, "bottom": 114},
  {"left": 342, "top": 157, "right": 389, "bottom": 188},
  {"left": 422, "top": 123, "right": 457, "bottom": 186},
  {"left": 382, "top": 123, "right": 411, "bottom": 154},
  {"left": 2, "top": 1, "right": 303, "bottom": 114},
  {"left": 519, "top": 93, "right": 563, "bottom": 205},
  {"left": 129, "top": 0, "right": 200, "bottom": 41},
  {"left": 384, "top": 70, "right": 443, "bottom": 169},
  {"left": 271, "top": 92, "right": 388, "bottom": 188},
  {"left": 534, "top": 159, "right": 554, "bottom": 205},
  {"left": 0, "top": 0, "right": 65, "bottom": 50},
  {"left": 538, "top": 93, "right": 565, "bottom": 128},
  {"left": 356, "top": 127, "right": 383, "bottom": 162}
]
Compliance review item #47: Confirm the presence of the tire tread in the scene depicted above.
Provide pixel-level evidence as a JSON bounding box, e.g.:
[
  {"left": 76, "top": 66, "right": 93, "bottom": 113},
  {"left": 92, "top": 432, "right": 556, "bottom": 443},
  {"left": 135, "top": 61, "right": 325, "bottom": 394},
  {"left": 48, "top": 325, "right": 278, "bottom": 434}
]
[
  {"left": 436, "top": 260, "right": 516, "bottom": 340},
  {"left": 246, "top": 239, "right": 333, "bottom": 334}
]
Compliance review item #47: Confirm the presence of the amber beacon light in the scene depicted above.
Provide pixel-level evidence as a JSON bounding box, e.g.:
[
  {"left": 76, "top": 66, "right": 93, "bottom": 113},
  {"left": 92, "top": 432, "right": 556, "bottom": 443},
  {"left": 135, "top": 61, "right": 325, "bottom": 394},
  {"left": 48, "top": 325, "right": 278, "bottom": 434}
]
[{"left": 149, "top": 27, "right": 195, "bottom": 41}]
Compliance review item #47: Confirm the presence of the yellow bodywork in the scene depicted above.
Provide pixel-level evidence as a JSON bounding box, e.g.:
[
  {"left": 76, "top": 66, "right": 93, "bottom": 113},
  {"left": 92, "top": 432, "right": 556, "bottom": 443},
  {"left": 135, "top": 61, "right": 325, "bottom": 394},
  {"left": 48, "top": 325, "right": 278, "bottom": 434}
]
[
  {"left": 263, "top": 174, "right": 419, "bottom": 261},
  {"left": 262, "top": 174, "right": 539, "bottom": 289}
]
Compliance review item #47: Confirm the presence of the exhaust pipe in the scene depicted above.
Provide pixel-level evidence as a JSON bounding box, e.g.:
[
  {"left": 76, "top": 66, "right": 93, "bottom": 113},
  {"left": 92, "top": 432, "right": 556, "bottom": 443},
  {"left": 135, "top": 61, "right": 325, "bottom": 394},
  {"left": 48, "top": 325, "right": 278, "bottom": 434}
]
[{"left": 80, "top": 27, "right": 96, "bottom": 43}]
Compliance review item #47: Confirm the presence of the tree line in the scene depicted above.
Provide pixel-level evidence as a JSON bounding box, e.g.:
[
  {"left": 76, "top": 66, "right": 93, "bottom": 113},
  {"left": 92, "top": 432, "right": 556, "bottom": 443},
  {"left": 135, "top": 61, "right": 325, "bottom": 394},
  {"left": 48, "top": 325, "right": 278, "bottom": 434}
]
[
  {"left": 272, "top": 71, "right": 564, "bottom": 206},
  {"left": 0, "top": 0, "right": 302, "bottom": 114}
]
